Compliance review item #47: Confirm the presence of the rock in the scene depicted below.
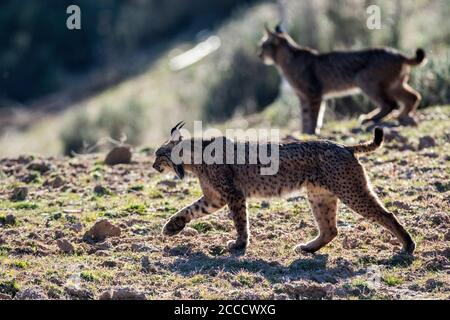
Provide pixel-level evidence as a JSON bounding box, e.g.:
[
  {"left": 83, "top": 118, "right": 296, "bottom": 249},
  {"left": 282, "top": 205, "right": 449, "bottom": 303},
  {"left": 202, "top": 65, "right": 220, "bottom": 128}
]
[
  {"left": 104, "top": 146, "right": 132, "bottom": 166},
  {"left": 101, "top": 260, "right": 118, "bottom": 268},
  {"left": 94, "top": 240, "right": 113, "bottom": 251},
  {"left": 27, "top": 161, "right": 51, "bottom": 174},
  {"left": 131, "top": 243, "right": 160, "bottom": 253},
  {"left": 56, "top": 239, "right": 75, "bottom": 254},
  {"left": 99, "top": 287, "right": 146, "bottom": 300},
  {"left": 64, "top": 286, "right": 94, "bottom": 300},
  {"left": 95, "top": 250, "right": 110, "bottom": 257},
  {"left": 141, "top": 256, "right": 157, "bottom": 273},
  {"left": 83, "top": 219, "right": 121, "bottom": 242},
  {"left": 14, "top": 287, "right": 48, "bottom": 300},
  {"left": 54, "top": 230, "right": 65, "bottom": 239},
  {"left": 93, "top": 184, "right": 109, "bottom": 196},
  {"left": 10, "top": 186, "right": 28, "bottom": 201},
  {"left": 181, "top": 227, "right": 199, "bottom": 237},
  {"left": 4, "top": 214, "right": 16, "bottom": 226},
  {"left": 17, "top": 155, "right": 34, "bottom": 164},
  {"left": 21, "top": 172, "right": 40, "bottom": 183},
  {"left": 68, "top": 222, "right": 83, "bottom": 233},
  {"left": 44, "top": 176, "right": 65, "bottom": 188},
  {"left": 418, "top": 136, "right": 436, "bottom": 150}
]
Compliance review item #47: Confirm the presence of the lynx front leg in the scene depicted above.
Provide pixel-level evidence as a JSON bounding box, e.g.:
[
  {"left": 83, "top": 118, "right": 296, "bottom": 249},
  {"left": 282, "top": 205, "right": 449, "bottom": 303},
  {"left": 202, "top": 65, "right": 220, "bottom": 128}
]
[
  {"left": 162, "top": 196, "right": 225, "bottom": 236},
  {"left": 226, "top": 194, "right": 249, "bottom": 253},
  {"left": 301, "top": 98, "right": 325, "bottom": 135}
]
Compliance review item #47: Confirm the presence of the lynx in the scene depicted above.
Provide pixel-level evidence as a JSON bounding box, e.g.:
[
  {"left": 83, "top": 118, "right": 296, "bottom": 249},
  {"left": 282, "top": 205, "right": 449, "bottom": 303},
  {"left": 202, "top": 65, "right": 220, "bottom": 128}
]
[
  {"left": 153, "top": 121, "right": 415, "bottom": 255},
  {"left": 258, "top": 25, "right": 426, "bottom": 135}
]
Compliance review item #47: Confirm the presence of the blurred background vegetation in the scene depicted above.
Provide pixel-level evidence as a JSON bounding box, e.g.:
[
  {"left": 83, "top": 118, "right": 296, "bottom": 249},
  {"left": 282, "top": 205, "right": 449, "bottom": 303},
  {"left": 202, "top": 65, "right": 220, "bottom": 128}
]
[{"left": 0, "top": 0, "right": 449, "bottom": 156}]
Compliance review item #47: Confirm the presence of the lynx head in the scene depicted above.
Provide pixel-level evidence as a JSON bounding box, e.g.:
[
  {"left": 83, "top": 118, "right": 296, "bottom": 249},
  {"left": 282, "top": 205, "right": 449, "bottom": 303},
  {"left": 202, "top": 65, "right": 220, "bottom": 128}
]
[
  {"left": 152, "top": 121, "right": 186, "bottom": 179},
  {"left": 258, "top": 24, "right": 287, "bottom": 65}
]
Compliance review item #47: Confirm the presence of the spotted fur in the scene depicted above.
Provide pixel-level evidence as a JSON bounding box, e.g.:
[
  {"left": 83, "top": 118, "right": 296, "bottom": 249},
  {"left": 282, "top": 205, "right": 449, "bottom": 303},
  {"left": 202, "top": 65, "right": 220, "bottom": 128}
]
[
  {"left": 258, "top": 26, "right": 426, "bottom": 134},
  {"left": 153, "top": 126, "right": 415, "bottom": 255}
]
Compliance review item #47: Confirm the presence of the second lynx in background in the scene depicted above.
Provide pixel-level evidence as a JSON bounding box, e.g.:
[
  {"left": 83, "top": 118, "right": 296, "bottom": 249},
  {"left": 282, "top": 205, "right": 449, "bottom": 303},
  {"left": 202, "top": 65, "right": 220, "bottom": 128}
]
[{"left": 259, "top": 25, "right": 426, "bottom": 135}]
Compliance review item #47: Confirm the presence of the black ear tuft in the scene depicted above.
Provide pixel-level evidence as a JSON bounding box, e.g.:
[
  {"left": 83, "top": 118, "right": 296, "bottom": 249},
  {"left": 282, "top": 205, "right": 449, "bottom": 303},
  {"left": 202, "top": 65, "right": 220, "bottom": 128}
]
[
  {"left": 275, "top": 24, "right": 283, "bottom": 34},
  {"left": 170, "top": 121, "right": 186, "bottom": 136}
]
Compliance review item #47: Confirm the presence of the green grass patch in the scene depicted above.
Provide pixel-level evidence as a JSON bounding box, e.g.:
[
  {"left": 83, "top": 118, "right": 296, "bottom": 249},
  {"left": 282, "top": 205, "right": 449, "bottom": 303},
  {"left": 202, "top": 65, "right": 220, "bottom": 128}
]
[
  {"left": 123, "top": 203, "right": 146, "bottom": 215},
  {"left": 190, "top": 221, "right": 213, "bottom": 233},
  {"left": 13, "top": 201, "right": 39, "bottom": 210},
  {"left": 382, "top": 273, "right": 404, "bottom": 286}
]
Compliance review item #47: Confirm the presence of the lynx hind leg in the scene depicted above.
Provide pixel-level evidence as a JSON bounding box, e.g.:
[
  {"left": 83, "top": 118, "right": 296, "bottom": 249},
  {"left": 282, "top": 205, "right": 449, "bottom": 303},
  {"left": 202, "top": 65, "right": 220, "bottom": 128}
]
[
  {"left": 356, "top": 77, "right": 399, "bottom": 124},
  {"left": 295, "top": 186, "right": 338, "bottom": 254},
  {"left": 390, "top": 83, "right": 421, "bottom": 126},
  {"left": 332, "top": 168, "right": 415, "bottom": 254}
]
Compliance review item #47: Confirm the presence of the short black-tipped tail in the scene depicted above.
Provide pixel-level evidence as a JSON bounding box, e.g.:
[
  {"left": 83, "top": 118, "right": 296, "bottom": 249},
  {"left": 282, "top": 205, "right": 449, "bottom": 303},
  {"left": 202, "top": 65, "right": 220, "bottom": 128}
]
[
  {"left": 348, "top": 127, "right": 384, "bottom": 154},
  {"left": 405, "top": 48, "right": 426, "bottom": 66}
]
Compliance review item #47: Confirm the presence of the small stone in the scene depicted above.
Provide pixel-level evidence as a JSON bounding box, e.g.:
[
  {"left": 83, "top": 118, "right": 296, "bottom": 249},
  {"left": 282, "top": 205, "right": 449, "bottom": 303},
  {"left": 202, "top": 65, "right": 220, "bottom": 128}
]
[
  {"left": 99, "top": 287, "right": 146, "bottom": 300},
  {"left": 64, "top": 286, "right": 94, "bottom": 300},
  {"left": 83, "top": 219, "right": 121, "bottom": 242},
  {"left": 93, "top": 184, "right": 109, "bottom": 196},
  {"left": 68, "top": 222, "right": 83, "bottom": 233},
  {"left": 181, "top": 227, "right": 199, "bottom": 237},
  {"left": 102, "top": 260, "right": 118, "bottom": 268},
  {"left": 4, "top": 214, "right": 16, "bottom": 225},
  {"left": 104, "top": 146, "right": 132, "bottom": 166},
  {"left": 14, "top": 287, "right": 48, "bottom": 300},
  {"left": 56, "top": 239, "right": 75, "bottom": 254},
  {"left": 94, "top": 240, "right": 113, "bottom": 251},
  {"left": 141, "top": 256, "right": 157, "bottom": 273},
  {"left": 21, "top": 172, "right": 40, "bottom": 183},
  {"left": 10, "top": 186, "right": 28, "bottom": 201},
  {"left": 54, "top": 230, "right": 65, "bottom": 239},
  {"left": 27, "top": 161, "right": 51, "bottom": 174},
  {"left": 95, "top": 250, "right": 110, "bottom": 257},
  {"left": 418, "top": 136, "right": 436, "bottom": 150},
  {"left": 44, "top": 176, "right": 65, "bottom": 188}
]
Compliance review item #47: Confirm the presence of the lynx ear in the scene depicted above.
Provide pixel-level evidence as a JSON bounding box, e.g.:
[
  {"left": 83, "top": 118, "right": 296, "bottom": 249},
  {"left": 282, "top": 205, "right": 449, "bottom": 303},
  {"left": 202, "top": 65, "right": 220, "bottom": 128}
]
[{"left": 170, "top": 121, "right": 185, "bottom": 141}]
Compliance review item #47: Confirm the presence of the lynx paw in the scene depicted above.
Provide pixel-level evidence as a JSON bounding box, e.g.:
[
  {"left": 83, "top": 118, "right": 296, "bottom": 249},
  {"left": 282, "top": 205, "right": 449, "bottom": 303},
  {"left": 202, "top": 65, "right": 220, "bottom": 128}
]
[
  {"left": 227, "top": 240, "right": 247, "bottom": 254},
  {"left": 294, "top": 244, "right": 317, "bottom": 254},
  {"left": 162, "top": 216, "right": 187, "bottom": 236}
]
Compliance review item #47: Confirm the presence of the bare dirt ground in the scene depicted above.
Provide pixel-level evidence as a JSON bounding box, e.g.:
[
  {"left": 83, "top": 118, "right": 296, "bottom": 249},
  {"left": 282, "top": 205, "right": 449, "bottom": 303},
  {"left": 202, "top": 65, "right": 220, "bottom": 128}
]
[{"left": 0, "top": 106, "right": 449, "bottom": 300}]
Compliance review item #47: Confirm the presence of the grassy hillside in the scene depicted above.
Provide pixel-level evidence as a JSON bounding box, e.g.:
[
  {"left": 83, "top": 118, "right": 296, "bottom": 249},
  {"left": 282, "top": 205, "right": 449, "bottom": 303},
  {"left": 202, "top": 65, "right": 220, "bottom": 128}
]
[{"left": 0, "top": 105, "right": 448, "bottom": 300}]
